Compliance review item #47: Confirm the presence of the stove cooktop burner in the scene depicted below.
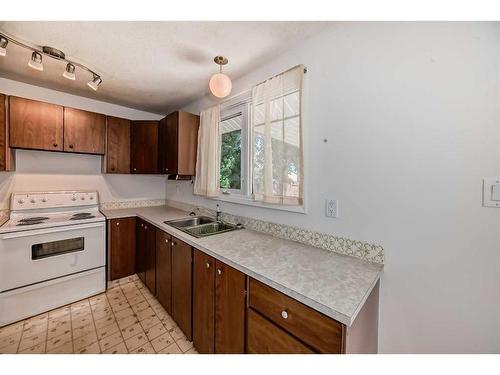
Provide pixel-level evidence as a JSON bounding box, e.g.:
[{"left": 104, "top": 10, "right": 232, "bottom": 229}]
[
  {"left": 19, "top": 217, "right": 50, "bottom": 222},
  {"left": 72, "top": 213, "right": 93, "bottom": 217},
  {"left": 17, "top": 221, "right": 45, "bottom": 226},
  {"left": 69, "top": 215, "right": 96, "bottom": 220}
]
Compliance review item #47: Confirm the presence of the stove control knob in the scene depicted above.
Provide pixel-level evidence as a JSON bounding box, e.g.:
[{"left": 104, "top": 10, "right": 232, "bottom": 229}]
[
  {"left": 30, "top": 199, "right": 36, "bottom": 203},
  {"left": 18, "top": 199, "right": 24, "bottom": 204},
  {"left": 81, "top": 197, "right": 85, "bottom": 200},
  {"left": 42, "top": 198, "right": 47, "bottom": 203},
  {"left": 72, "top": 197, "right": 76, "bottom": 201},
  {"left": 90, "top": 196, "right": 94, "bottom": 200}
]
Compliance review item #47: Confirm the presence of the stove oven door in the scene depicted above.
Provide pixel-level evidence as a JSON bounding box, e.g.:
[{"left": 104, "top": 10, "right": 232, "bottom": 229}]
[{"left": 0, "top": 222, "right": 105, "bottom": 292}]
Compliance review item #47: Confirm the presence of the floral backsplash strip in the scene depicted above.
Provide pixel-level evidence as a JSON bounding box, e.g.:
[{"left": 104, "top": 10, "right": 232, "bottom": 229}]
[
  {"left": 100, "top": 199, "right": 166, "bottom": 210},
  {"left": 166, "top": 200, "right": 384, "bottom": 265}
]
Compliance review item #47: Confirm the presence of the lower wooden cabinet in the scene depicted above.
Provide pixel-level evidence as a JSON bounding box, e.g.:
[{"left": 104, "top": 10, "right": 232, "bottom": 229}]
[
  {"left": 156, "top": 229, "right": 172, "bottom": 314},
  {"left": 108, "top": 218, "right": 136, "bottom": 281},
  {"left": 171, "top": 237, "right": 193, "bottom": 340},
  {"left": 247, "top": 309, "right": 314, "bottom": 354},
  {"left": 136, "top": 218, "right": 156, "bottom": 293},
  {"left": 193, "top": 249, "right": 246, "bottom": 354}
]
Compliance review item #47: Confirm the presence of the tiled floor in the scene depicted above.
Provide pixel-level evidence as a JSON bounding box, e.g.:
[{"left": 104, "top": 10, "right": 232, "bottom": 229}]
[{"left": 0, "top": 274, "right": 198, "bottom": 354}]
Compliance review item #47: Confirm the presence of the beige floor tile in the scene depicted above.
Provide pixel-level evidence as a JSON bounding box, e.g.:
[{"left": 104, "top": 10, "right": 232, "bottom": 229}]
[
  {"left": 96, "top": 322, "right": 119, "bottom": 340},
  {"left": 72, "top": 306, "right": 92, "bottom": 319},
  {"left": 0, "top": 321, "right": 24, "bottom": 339},
  {"left": 176, "top": 336, "right": 194, "bottom": 352},
  {"left": 99, "top": 331, "right": 123, "bottom": 352},
  {"left": 150, "top": 332, "right": 174, "bottom": 352},
  {"left": 117, "top": 315, "right": 139, "bottom": 330},
  {"left": 140, "top": 316, "right": 161, "bottom": 331},
  {"left": 19, "top": 342, "right": 45, "bottom": 354},
  {"left": 124, "top": 331, "right": 148, "bottom": 351},
  {"left": 92, "top": 306, "right": 114, "bottom": 321},
  {"left": 111, "top": 301, "right": 130, "bottom": 312},
  {"left": 47, "top": 341, "right": 73, "bottom": 354},
  {"left": 23, "top": 313, "right": 48, "bottom": 329},
  {"left": 103, "top": 342, "right": 128, "bottom": 354},
  {"left": 18, "top": 332, "right": 46, "bottom": 352},
  {"left": 120, "top": 322, "right": 144, "bottom": 340},
  {"left": 168, "top": 326, "right": 187, "bottom": 341},
  {"left": 46, "top": 330, "right": 72, "bottom": 352},
  {"left": 126, "top": 294, "right": 146, "bottom": 306},
  {"left": 72, "top": 322, "right": 95, "bottom": 339},
  {"left": 94, "top": 315, "right": 116, "bottom": 330},
  {"left": 47, "top": 323, "right": 71, "bottom": 340},
  {"left": 22, "top": 322, "right": 47, "bottom": 339},
  {"left": 76, "top": 341, "right": 101, "bottom": 354},
  {"left": 72, "top": 314, "right": 93, "bottom": 330},
  {"left": 48, "top": 306, "right": 71, "bottom": 320},
  {"left": 47, "top": 318, "right": 71, "bottom": 335},
  {"left": 71, "top": 300, "right": 90, "bottom": 311},
  {"left": 109, "top": 279, "right": 121, "bottom": 288},
  {"left": 131, "top": 300, "right": 150, "bottom": 314},
  {"left": 136, "top": 307, "right": 155, "bottom": 321},
  {"left": 73, "top": 331, "right": 98, "bottom": 352},
  {"left": 144, "top": 323, "right": 168, "bottom": 341},
  {"left": 89, "top": 294, "right": 107, "bottom": 306},
  {"left": 158, "top": 342, "right": 182, "bottom": 354},
  {"left": 131, "top": 342, "right": 155, "bottom": 354},
  {"left": 185, "top": 347, "right": 198, "bottom": 354},
  {"left": 0, "top": 332, "right": 22, "bottom": 350},
  {"left": 114, "top": 307, "right": 135, "bottom": 321}
]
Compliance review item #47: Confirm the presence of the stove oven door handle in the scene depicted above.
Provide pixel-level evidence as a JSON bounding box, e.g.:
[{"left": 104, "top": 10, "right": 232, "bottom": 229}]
[{"left": 0, "top": 222, "right": 105, "bottom": 240}]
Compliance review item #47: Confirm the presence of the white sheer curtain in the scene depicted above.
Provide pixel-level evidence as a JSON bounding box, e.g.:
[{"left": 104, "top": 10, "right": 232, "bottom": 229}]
[
  {"left": 194, "top": 105, "right": 220, "bottom": 197},
  {"left": 252, "top": 65, "right": 304, "bottom": 205}
]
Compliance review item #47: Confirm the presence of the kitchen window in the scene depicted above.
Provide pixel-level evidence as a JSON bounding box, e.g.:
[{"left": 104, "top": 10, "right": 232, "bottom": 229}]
[{"left": 216, "top": 65, "right": 305, "bottom": 212}]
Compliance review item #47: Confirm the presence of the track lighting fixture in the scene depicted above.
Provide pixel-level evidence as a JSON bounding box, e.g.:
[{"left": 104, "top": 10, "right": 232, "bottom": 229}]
[
  {"left": 0, "top": 31, "right": 102, "bottom": 91},
  {"left": 87, "top": 75, "right": 102, "bottom": 91},
  {"left": 63, "top": 63, "right": 76, "bottom": 80},
  {"left": 0, "top": 36, "right": 7, "bottom": 57},
  {"left": 28, "top": 51, "right": 43, "bottom": 71}
]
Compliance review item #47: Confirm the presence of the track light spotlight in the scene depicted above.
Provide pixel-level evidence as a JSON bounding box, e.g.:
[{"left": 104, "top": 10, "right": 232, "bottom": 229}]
[
  {"left": 63, "top": 63, "right": 76, "bottom": 80},
  {"left": 28, "top": 51, "right": 43, "bottom": 71},
  {"left": 87, "top": 75, "right": 102, "bottom": 91},
  {"left": 0, "top": 36, "right": 7, "bottom": 57}
]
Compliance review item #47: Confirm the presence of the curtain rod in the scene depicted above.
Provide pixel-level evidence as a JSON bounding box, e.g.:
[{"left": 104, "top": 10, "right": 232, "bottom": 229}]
[{"left": 219, "top": 64, "right": 307, "bottom": 110}]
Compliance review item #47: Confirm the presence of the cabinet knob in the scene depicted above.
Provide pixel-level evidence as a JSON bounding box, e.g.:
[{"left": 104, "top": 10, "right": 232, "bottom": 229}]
[
  {"left": 53, "top": 143, "right": 58, "bottom": 147},
  {"left": 217, "top": 269, "right": 222, "bottom": 275},
  {"left": 206, "top": 262, "right": 210, "bottom": 269},
  {"left": 69, "top": 144, "right": 74, "bottom": 149},
  {"left": 133, "top": 168, "right": 137, "bottom": 171},
  {"left": 281, "top": 310, "right": 288, "bottom": 319},
  {"left": 144, "top": 225, "right": 147, "bottom": 229},
  {"left": 116, "top": 222, "right": 119, "bottom": 226},
  {"left": 172, "top": 242, "right": 176, "bottom": 247}
]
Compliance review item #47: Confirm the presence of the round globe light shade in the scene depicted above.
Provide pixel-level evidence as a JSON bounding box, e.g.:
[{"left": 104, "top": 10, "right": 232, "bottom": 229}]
[{"left": 209, "top": 73, "right": 232, "bottom": 98}]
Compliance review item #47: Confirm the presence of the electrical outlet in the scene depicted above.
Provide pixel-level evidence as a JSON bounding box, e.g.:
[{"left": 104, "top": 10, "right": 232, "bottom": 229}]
[{"left": 325, "top": 199, "right": 338, "bottom": 218}]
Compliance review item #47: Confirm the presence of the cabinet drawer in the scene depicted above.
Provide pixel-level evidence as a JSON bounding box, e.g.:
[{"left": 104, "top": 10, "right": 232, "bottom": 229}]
[
  {"left": 247, "top": 309, "right": 314, "bottom": 354},
  {"left": 248, "top": 278, "right": 344, "bottom": 353}
]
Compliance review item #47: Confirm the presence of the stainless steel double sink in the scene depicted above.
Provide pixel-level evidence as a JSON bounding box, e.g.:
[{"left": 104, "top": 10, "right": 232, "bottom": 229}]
[{"left": 164, "top": 216, "right": 238, "bottom": 238}]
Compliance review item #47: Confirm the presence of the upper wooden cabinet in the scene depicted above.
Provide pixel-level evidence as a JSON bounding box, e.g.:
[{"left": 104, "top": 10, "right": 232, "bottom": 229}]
[
  {"left": 131, "top": 121, "right": 159, "bottom": 174},
  {"left": 63, "top": 108, "right": 105, "bottom": 154},
  {"left": 9, "top": 96, "right": 63, "bottom": 152},
  {"left": 158, "top": 111, "right": 199, "bottom": 176},
  {"left": 105, "top": 116, "right": 131, "bottom": 174}
]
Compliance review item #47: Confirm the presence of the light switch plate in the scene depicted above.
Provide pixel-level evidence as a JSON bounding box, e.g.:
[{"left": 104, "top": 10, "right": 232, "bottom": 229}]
[
  {"left": 483, "top": 178, "right": 500, "bottom": 207},
  {"left": 325, "top": 199, "right": 338, "bottom": 218}
]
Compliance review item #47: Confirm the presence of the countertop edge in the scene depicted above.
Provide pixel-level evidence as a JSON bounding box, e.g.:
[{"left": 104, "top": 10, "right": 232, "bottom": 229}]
[{"left": 101, "top": 206, "right": 382, "bottom": 327}]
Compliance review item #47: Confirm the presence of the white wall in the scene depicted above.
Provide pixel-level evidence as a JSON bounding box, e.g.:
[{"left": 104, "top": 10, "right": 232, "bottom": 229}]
[
  {"left": 168, "top": 22, "right": 500, "bottom": 353},
  {"left": 0, "top": 78, "right": 166, "bottom": 208}
]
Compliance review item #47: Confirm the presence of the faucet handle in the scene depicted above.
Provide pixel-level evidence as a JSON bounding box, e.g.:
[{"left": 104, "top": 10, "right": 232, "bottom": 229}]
[{"left": 189, "top": 211, "right": 196, "bottom": 216}]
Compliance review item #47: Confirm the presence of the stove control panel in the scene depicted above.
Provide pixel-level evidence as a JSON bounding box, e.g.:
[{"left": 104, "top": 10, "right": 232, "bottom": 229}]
[{"left": 11, "top": 191, "right": 99, "bottom": 211}]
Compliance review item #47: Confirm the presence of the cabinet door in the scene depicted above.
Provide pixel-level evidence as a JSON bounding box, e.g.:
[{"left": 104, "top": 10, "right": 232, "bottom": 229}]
[
  {"left": 109, "top": 218, "right": 136, "bottom": 280},
  {"left": 156, "top": 229, "right": 172, "bottom": 314},
  {"left": 9, "top": 96, "right": 63, "bottom": 151},
  {"left": 144, "top": 223, "right": 156, "bottom": 294},
  {"left": 135, "top": 219, "right": 146, "bottom": 283},
  {"left": 193, "top": 250, "right": 215, "bottom": 354},
  {"left": 131, "top": 121, "right": 158, "bottom": 174},
  {"left": 63, "top": 107, "right": 105, "bottom": 154},
  {"left": 171, "top": 237, "right": 193, "bottom": 340},
  {"left": 106, "top": 116, "right": 130, "bottom": 173},
  {"left": 214, "top": 260, "right": 246, "bottom": 353},
  {"left": 177, "top": 111, "right": 199, "bottom": 175},
  {"left": 164, "top": 112, "right": 178, "bottom": 175}
]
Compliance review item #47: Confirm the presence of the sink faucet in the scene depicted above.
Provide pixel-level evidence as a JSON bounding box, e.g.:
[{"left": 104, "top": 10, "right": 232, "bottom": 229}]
[{"left": 216, "top": 204, "right": 221, "bottom": 222}]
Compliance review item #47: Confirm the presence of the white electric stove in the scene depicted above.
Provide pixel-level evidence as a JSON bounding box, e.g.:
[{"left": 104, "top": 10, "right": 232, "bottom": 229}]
[{"left": 0, "top": 191, "right": 106, "bottom": 327}]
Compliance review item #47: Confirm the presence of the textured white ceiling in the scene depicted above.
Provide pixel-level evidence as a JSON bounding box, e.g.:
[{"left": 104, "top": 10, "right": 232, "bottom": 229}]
[{"left": 0, "top": 21, "right": 327, "bottom": 114}]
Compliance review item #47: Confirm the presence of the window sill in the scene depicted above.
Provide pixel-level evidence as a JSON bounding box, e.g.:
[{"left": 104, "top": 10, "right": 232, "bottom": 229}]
[{"left": 209, "top": 193, "right": 307, "bottom": 214}]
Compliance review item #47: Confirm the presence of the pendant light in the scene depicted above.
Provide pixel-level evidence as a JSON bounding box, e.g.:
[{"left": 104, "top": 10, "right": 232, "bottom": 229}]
[
  {"left": 209, "top": 56, "right": 232, "bottom": 98},
  {"left": 28, "top": 51, "right": 43, "bottom": 71}
]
